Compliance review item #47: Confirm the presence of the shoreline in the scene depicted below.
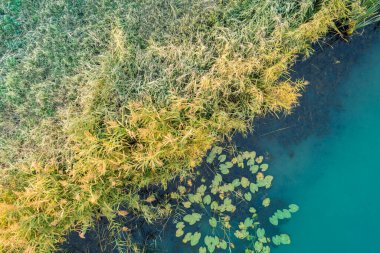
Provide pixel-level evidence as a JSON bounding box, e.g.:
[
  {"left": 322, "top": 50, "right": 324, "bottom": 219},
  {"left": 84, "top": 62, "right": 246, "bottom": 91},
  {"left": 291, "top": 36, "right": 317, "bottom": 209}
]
[{"left": 61, "top": 24, "right": 380, "bottom": 253}]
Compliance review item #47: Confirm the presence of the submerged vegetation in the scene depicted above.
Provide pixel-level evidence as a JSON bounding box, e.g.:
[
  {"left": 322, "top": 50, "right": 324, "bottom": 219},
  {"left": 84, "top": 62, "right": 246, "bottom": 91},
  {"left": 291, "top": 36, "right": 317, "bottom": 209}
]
[
  {"left": 172, "top": 147, "right": 299, "bottom": 253},
  {"left": 0, "top": 0, "right": 379, "bottom": 252}
]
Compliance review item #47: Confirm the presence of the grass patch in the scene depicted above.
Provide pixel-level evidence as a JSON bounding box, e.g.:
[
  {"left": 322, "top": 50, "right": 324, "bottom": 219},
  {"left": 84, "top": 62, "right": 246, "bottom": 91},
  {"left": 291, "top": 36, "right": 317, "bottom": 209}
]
[{"left": 0, "top": 0, "right": 378, "bottom": 252}]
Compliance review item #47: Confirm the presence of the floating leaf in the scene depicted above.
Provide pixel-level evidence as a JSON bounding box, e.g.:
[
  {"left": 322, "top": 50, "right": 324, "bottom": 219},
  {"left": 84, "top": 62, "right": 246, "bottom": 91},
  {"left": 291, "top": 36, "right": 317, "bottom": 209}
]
[
  {"left": 176, "top": 222, "right": 184, "bottom": 230},
  {"left": 247, "top": 158, "right": 255, "bottom": 166},
  {"left": 244, "top": 217, "right": 253, "bottom": 228},
  {"left": 241, "top": 177, "right": 250, "bottom": 188},
  {"left": 256, "top": 228, "right": 265, "bottom": 239},
  {"left": 178, "top": 186, "right": 186, "bottom": 194},
  {"left": 183, "top": 232, "right": 192, "bottom": 243},
  {"left": 183, "top": 201, "right": 191, "bottom": 208},
  {"left": 197, "top": 185, "right": 207, "bottom": 195},
  {"left": 289, "top": 204, "right": 299, "bottom": 213},
  {"left": 249, "top": 207, "right": 256, "bottom": 213},
  {"left": 232, "top": 179, "right": 240, "bottom": 187},
  {"left": 210, "top": 201, "right": 218, "bottom": 210},
  {"left": 192, "top": 193, "right": 203, "bottom": 203},
  {"left": 183, "top": 213, "right": 202, "bottom": 225},
  {"left": 176, "top": 228, "right": 184, "bottom": 237},
  {"left": 269, "top": 216, "right": 278, "bottom": 226},
  {"left": 255, "top": 156, "right": 264, "bottom": 164},
  {"left": 199, "top": 247, "right": 207, "bottom": 253},
  {"left": 220, "top": 167, "right": 229, "bottom": 175},
  {"left": 250, "top": 183, "right": 258, "bottom": 193},
  {"left": 257, "top": 175, "right": 273, "bottom": 189},
  {"left": 250, "top": 165, "right": 259, "bottom": 174},
  {"left": 249, "top": 151, "right": 256, "bottom": 159},
  {"left": 272, "top": 235, "right": 281, "bottom": 246},
  {"left": 282, "top": 209, "right": 291, "bottom": 219},
  {"left": 280, "top": 234, "right": 291, "bottom": 244},
  {"left": 209, "top": 217, "right": 217, "bottom": 227},
  {"left": 191, "top": 232, "right": 201, "bottom": 246},
  {"left": 225, "top": 162, "right": 233, "bottom": 168},
  {"left": 275, "top": 210, "right": 284, "bottom": 219},
  {"left": 219, "top": 240, "right": 228, "bottom": 250},
  {"left": 207, "top": 154, "right": 216, "bottom": 164},
  {"left": 218, "top": 154, "right": 227, "bottom": 162},
  {"left": 203, "top": 195, "right": 211, "bottom": 205},
  {"left": 244, "top": 192, "right": 252, "bottom": 201},
  {"left": 214, "top": 146, "right": 223, "bottom": 155},
  {"left": 262, "top": 198, "right": 270, "bottom": 207},
  {"left": 204, "top": 236, "right": 219, "bottom": 253},
  {"left": 234, "top": 229, "right": 249, "bottom": 239},
  {"left": 213, "top": 174, "right": 222, "bottom": 184},
  {"left": 254, "top": 241, "right": 263, "bottom": 252},
  {"left": 260, "top": 164, "right": 269, "bottom": 171}
]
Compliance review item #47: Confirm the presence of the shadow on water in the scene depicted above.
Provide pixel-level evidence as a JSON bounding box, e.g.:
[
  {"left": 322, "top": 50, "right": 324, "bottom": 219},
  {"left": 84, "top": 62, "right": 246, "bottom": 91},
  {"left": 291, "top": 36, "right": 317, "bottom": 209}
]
[{"left": 61, "top": 24, "right": 380, "bottom": 252}]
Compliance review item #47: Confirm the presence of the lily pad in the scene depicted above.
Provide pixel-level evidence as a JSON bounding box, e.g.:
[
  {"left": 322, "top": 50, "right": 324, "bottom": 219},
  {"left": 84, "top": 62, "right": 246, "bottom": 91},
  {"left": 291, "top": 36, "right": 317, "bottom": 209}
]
[
  {"left": 289, "top": 204, "right": 299, "bottom": 213},
  {"left": 191, "top": 232, "right": 201, "bottom": 246},
  {"left": 249, "top": 165, "right": 259, "bottom": 174},
  {"left": 247, "top": 158, "right": 255, "bottom": 166},
  {"left": 232, "top": 179, "right": 241, "bottom": 187},
  {"left": 183, "top": 213, "right": 202, "bottom": 225},
  {"left": 260, "top": 164, "right": 269, "bottom": 171},
  {"left": 204, "top": 236, "right": 219, "bottom": 253},
  {"left": 262, "top": 198, "right": 270, "bottom": 207},
  {"left": 269, "top": 216, "right": 278, "bottom": 225},
  {"left": 197, "top": 185, "right": 207, "bottom": 195},
  {"left": 241, "top": 177, "right": 250, "bottom": 188},
  {"left": 183, "top": 232, "right": 192, "bottom": 243},
  {"left": 203, "top": 195, "right": 211, "bottom": 205},
  {"left": 256, "top": 228, "right": 265, "bottom": 239},
  {"left": 280, "top": 234, "right": 291, "bottom": 244},
  {"left": 219, "top": 240, "right": 228, "bottom": 250},
  {"left": 244, "top": 192, "right": 252, "bottom": 201},
  {"left": 178, "top": 186, "right": 186, "bottom": 194},
  {"left": 255, "top": 156, "right": 264, "bottom": 164},
  {"left": 218, "top": 154, "right": 227, "bottom": 162},
  {"left": 176, "top": 228, "right": 184, "bottom": 237},
  {"left": 209, "top": 217, "right": 217, "bottom": 227},
  {"left": 269, "top": 216, "right": 278, "bottom": 226},
  {"left": 176, "top": 222, "right": 185, "bottom": 229},
  {"left": 250, "top": 183, "right": 258, "bottom": 193}
]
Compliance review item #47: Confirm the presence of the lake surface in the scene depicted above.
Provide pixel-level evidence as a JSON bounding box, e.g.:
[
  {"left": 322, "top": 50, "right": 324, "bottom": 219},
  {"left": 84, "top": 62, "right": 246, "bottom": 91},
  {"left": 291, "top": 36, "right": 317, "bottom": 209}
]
[{"left": 238, "top": 29, "right": 380, "bottom": 253}]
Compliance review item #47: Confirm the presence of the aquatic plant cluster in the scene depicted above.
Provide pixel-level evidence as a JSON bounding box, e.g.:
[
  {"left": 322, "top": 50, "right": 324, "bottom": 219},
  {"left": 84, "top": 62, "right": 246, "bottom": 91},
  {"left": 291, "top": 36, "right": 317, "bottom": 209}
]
[
  {"left": 0, "top": 0, "right": 379, "bottom": 252},
  {"left": 172, "top": 147, "right": 299, "bottom": 253}
]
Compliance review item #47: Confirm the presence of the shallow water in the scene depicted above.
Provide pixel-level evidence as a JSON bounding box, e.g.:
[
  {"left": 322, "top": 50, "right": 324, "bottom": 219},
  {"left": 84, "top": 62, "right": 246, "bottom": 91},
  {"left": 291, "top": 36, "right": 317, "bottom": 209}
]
[{"left": 241, "top": 32, "right": 380, "bottom": 252}]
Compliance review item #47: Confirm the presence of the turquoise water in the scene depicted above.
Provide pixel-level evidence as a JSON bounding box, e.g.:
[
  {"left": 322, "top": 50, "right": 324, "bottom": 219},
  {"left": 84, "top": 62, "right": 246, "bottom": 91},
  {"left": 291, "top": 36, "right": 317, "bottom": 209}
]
[{"left": 254, "top": 34, "right": 380, "bottom": 252}]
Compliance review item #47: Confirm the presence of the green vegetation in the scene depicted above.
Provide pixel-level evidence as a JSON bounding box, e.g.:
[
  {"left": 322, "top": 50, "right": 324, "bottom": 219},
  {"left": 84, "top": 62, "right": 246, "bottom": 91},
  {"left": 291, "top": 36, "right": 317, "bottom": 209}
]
[
  {"left": 0, "top": 0, "right": 378, "bottom": 252},
  {"left": 172, "top": 147, "right": 299, "bottom": 253}
]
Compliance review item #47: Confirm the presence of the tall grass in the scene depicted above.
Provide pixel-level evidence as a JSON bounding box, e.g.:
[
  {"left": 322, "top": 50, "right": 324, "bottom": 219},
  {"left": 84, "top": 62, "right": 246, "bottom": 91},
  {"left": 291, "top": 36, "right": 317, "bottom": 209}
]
[{"left": 0, "top": 0, "right": 376, "bottom": 252}]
